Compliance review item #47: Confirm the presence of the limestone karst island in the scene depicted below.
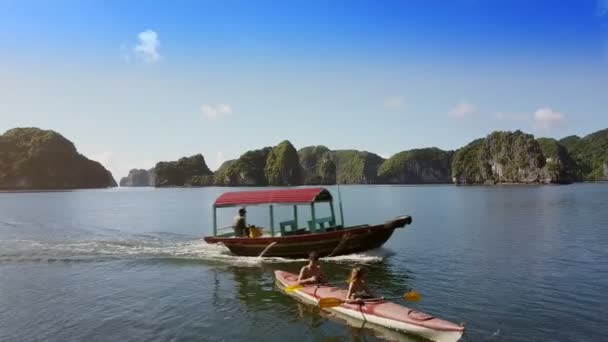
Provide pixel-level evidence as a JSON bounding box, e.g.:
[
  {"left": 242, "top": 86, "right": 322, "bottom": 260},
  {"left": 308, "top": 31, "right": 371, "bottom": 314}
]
[{"left": 1, "top": 127, "right": 606, "bottom": 190}]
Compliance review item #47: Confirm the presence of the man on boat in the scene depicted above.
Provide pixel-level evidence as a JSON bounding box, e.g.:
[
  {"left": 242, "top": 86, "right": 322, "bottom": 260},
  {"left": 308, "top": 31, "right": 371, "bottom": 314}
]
[
  {"left": 233, "top": 208, "right": 248, "bottom": 237},
  {"left": 297, "top": 251, "right": 326, "bottom": 285}
]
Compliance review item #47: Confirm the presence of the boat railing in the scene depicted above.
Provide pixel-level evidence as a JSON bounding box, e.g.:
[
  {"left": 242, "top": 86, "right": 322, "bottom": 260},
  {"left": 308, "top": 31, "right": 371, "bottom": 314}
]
[
  {"left": 307, "top": 216, "right": 336, "bottom": 230},
  {"left": 216, "top": 225, "right": 235, "bottom": 237},
  {"left": 216, "top": 225, "right": 276, "bottom": 238}
]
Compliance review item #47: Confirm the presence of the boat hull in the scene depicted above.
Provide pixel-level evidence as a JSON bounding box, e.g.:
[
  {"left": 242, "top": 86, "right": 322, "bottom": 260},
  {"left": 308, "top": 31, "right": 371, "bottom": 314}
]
[
  {"left": 204, "top": 216, "right": 411, "bottom": 258},
  {"left": 275, "top": 270, "right": 464, "bottom": 342}
]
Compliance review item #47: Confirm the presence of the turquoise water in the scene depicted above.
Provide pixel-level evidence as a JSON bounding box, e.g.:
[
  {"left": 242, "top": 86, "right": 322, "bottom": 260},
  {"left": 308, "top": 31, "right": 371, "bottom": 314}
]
[{"left": 1, "top": 184, "right": 607, "bottom": 341}]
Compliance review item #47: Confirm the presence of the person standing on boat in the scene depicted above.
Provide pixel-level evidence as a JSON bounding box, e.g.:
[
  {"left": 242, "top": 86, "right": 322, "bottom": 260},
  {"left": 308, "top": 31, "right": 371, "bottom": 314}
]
[
  {"left": 297, "top": 251, "right": 326, "bottom": 285},
  {"left": 233, "top": 208, "right": 248, "bottom": 237}
]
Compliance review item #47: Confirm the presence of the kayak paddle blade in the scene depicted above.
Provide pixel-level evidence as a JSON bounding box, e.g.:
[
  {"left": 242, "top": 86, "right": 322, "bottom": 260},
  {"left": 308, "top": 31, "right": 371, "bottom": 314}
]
[
  {"left": 404, "top": 291, "right": 421, "bottom": 302},
  {"left": 318, "top": 297, "right": 343, "bottom": 308},
  {"left": 284, "top": 284, "right": 304, "bottom": 293}
]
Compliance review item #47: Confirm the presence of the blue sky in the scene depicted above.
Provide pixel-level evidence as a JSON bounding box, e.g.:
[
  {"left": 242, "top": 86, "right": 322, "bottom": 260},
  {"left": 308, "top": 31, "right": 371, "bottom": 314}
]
[{"left": 1, "top": 0, "right": 608, "bottom": 179}]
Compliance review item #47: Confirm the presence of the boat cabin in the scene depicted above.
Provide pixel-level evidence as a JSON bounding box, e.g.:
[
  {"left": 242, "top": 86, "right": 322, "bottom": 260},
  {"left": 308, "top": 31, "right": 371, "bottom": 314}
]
[{"left": 212, "top": 187, "right": 345, "bottom": 238}]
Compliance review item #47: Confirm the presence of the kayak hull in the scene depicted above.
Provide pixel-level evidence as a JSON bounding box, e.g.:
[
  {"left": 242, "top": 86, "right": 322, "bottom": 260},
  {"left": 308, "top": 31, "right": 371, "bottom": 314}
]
[{"left": 275, "top": 270, "right": 464, "bottom": 342}]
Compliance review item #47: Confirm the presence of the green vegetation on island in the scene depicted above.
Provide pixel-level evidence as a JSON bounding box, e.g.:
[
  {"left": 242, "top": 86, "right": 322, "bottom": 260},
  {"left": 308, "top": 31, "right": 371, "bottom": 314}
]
[
  {"left": 333, "top": 150, "right": 384, "bottom": 184},
  {"left": 451, "top": 131, "right": 587, "bottom": 184},
  {"left": 378, "top": 148, "right": 453, "bottom": 184},
  {"left": 536, "top": 138, "right": 580, "bottom": 183},
  {"left": 560, "top": 129, "right": 608, "bottom": 181},
  {"left": 147, "top": 127, "right": 608, "bottom": 187},
  {"left": 264, "top": 141, "right": 302, "bottom": 186},
  {"left": 450, "top": 139, "right": 485, "bottom": 184},
  {"left": 214, "top": 147, "right": 272, "bottom": 186},
  {"left": 7, "top": 126, "right": 603, "bottom": 189},
  {"left": 298, "top": 146, "right": 336, "bottom": 185},
  {"left": 154, "top": 154, "right": 213, "bottom": 187},
  {"left": 557, "top": 135, "right": 581, "bottom": 152},
  {"left": 452, "top": 131, "right": 551, "bottom": 184},
  {"left": 0, "top": 127, "right": 116, "bottom": 190}
]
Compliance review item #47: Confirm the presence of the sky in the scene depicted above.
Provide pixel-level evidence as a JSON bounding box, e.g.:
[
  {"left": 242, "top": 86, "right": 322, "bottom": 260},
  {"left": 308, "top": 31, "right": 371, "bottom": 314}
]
[{"left": 1, "top": 0, "right": 608, "bottom": 180}]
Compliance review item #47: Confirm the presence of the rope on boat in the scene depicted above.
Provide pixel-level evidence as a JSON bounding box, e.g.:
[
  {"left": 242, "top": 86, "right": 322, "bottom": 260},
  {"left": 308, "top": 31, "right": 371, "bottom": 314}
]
[
  {"left": 327, "top": 232, "right": 351, "bottom": 257},
  {"left": 258, "top": 241, "right": 277, "bottom": 258}
]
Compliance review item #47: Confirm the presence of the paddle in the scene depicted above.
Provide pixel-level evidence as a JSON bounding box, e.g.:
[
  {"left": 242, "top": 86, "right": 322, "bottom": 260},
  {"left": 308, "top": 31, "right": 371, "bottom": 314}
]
[{"left": 318, "top": 291, "right": 421, "bottom": 308}]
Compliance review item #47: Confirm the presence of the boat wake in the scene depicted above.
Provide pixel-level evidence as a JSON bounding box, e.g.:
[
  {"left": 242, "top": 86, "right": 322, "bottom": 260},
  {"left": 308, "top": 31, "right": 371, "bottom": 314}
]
[{"left": 0, "top": 234, "right": 391, "bottom": 266}]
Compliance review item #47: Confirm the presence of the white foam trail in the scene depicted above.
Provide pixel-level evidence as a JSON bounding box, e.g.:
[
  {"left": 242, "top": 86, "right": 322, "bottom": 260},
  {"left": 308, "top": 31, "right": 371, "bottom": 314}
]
[{"left": 0, "top": 237, "right": 390, "bottom": 266}]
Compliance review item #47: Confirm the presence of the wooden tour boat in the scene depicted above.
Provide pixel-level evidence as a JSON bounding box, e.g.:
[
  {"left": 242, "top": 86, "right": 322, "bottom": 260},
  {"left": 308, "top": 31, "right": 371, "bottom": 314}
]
[{"left": 204, "top": 187, "right": 412, "bottom": 258}]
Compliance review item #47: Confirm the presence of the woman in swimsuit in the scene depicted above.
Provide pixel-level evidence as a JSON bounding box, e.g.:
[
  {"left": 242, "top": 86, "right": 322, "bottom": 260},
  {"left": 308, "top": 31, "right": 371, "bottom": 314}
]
[{"left": 346, "top": 267, "right": 380, "bottom": 303}]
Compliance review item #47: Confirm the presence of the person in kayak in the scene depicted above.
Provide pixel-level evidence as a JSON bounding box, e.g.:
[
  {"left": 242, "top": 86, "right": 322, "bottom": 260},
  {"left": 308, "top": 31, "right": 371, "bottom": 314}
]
[
  {"left": 297, "top": 251, "right": 326, "bottom": 285},
  {"left": 346, "top": 267, "right": 382, "bottom": 303}
]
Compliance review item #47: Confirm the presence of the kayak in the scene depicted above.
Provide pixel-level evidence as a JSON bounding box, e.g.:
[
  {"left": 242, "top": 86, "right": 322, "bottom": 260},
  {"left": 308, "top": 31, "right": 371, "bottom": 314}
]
[{"left": 275, "top": 270, "right": 464, "bottom": 342}]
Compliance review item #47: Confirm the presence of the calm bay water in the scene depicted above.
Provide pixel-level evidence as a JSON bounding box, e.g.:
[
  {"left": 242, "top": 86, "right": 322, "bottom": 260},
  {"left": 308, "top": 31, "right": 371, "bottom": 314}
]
[{"left": 1, "top": 184, "right": 607, "bottom": 342}]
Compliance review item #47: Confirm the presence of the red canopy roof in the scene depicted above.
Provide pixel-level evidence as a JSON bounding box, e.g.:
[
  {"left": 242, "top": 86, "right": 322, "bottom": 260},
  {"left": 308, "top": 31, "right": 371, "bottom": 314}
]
[{"left": 214, "top": 187, "right": 332, "bottom": 207}]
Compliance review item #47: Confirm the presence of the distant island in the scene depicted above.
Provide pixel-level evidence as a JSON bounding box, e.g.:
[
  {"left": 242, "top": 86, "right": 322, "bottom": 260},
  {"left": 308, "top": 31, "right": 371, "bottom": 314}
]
[
  {"left": 0, "top": 128, "right": 116, "bottom": 190},
  {"left": 1, "top": 126, "right": 606, "bottom": 190},
  {"left": 119, "top": 168, "right": 156, "bottom": 187},
  {"left": 145, "top": 128, "right": 607, "bottom": 187}
]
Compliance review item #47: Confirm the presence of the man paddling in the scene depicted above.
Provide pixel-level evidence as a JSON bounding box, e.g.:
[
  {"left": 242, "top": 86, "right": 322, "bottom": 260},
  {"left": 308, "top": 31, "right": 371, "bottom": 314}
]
[{"left": 297, "top": 251, "right": 326, "bottom": 285}]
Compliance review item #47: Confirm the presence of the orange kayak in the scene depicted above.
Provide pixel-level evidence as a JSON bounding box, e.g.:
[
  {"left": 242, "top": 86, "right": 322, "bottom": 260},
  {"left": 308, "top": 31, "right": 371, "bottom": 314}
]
[{"left": 275, "top": 270, "right": 464, "bottom": 342}]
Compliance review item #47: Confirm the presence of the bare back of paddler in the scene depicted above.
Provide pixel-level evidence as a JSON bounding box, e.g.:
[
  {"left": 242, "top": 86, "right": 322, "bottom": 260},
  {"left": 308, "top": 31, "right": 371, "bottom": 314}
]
[{"left": 297, "top": 251, "right": 326, "bottom": 285}]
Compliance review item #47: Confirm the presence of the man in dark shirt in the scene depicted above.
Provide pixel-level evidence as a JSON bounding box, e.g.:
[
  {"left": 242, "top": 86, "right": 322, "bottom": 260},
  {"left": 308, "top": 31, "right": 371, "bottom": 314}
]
[{"left": 233, "top": 208, "right": 247, "bottom": 237}]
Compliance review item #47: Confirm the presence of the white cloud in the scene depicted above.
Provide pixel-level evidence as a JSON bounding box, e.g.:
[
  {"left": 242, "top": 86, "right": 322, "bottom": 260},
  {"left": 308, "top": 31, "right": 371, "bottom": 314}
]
[
  {"left": 533, "top": 107, "right": 564, "bottom": 131},
  {"left": 201, "top": 103, "right": 232, "bottom": 120},
  {"left": 134, "top": 30, "right": 161, "bottom": 63},
  {"left": 384, "top": 96, "right": 405, "bottom": 110},
  {"left": 448, "top": 101, "right": 477, "bottom": 119}
]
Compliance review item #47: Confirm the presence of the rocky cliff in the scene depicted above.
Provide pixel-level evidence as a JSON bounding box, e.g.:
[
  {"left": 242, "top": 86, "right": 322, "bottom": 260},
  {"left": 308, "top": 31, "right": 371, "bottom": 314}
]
[
  {"left": 332, "top": 150, "right": 384, "bottom": 184},
  {"left": 264, "top": 141, "right": 302, "bottom": 186},
  {"left": 378, "top": 148, "right": 453, "bottom": 184},
  {"left": 119, "top": 168, "right": 156, "bottom": 187},
  {"left": 298, "top": 146, "right": 336, "bottom": 185},
  {"left": 142, "top": 128, "right": 608, "bottom": 187},
  {"left": 451, "top": 131, "right": 557, "bottom": 184},
  {"left": 0, "top": 127, "right": 116, "bottom": 189},
  {"left": 214, "top": 147, "right": 272, "bottom": 186},
  {"left": 536, "top": 138, "right": 580, "bottom": 183},
  {"left": 154, "top": 154, "right": 213, "bottom": 187}
]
